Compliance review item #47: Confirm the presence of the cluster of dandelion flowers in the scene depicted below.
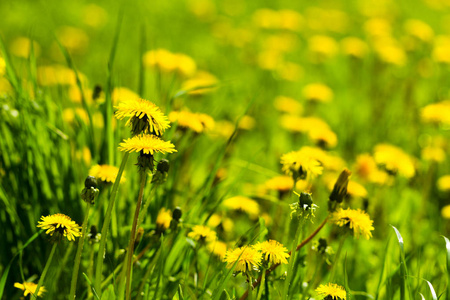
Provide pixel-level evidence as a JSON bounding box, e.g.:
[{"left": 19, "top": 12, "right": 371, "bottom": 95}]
[
  {"left": 225, "top": 246, "right": 262, "bottom": 273},
  {"left": 253, "top": 240, "right": 289, "bottom": 265},
  {"left": 115, "top": 98, "right": 170, "bottom": 136},
  {"left": 188, "top": 225, "right": 217, "bottom": 243},
  {"left": 316, "top": 283, "right": 347, "bottom": 300},
  {"left": 37, "top": 214, "right": 82, "bottom": 241},
  {"left": 119, "top": 134, "right": 176, "bottom": 155},
  {"left": 330, "top": 208, "right": 374, "bottom": 240},
  {"left": 14, "top": 282, "right": 46, "bottom": 297}
]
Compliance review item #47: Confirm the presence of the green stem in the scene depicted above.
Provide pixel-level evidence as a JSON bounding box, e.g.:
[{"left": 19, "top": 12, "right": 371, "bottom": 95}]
[
  {"left": 247, "top": 276, "right": 253, "bottom": 300},
  {"left": 69, "top": 202, "right": 92, "bottom": 300},
  {"left": 283, "top": 219, "right": 304, "bottom": 300},
  {"left": 329, "top": 233, "right": 348, "bottom": 282},
  {"left": 95, "top": 152, "right": 129, "bottom": 297},
  {"left": 136, "top": 185, "right": 156, "bottom": 231},
  {"left": 33, "top": 243, "right": 57, "bottom": 299},
  {"left": 125, "top": 171, "right": 148, "bottom": 300},
  {"left": 256, "top": 268, "right": 265, "bottom": 300}
]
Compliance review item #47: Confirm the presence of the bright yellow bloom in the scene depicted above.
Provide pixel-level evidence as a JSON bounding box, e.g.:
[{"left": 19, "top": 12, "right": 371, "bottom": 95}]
[
  {"left": 143, "top": 49, "right": 197, "bottom": 77},
  {"left": 56, "top": 26, "right": 89, "bottom": 54},
  {"left": 302, "top": 83, "right": 334, "bottom": 103},
  {"left": 0, "top": 57, "right": 5, "bottom": 76},
  {"left": 316, "top": 283, "right": 347, "bottom": 300},
  {"left": 341, "top": 37, "right": 368, "bottom": 58},
  {"left": 156, "top": 208, "right": 172, "bottom": 230},
  {"left": 89, "top": 164, "right": 125, "bottom": 184},
  {"left": 14, "top": 282, "right": 46, "bottom": 297},
  {"left": 223, "top": 196, "right": 260, "bottom": 218},
  {"left": 115, "top": 98, "right": 170, "bottom": 136},
  {"left": 37, "top": 213, "right": 81, "bottom": 241},
  {"left": 169, "top": 110, "right": 215, "bottom": 133},
  {"left": 404, "top": 19, "right": 434, "bottom": 43},
  {"left": 353, "top": 154, "right": 389, "bottom": 185},
  {"left": 207, "top": 240, "right": 228, "bottom": 259},
  {"left": 374, "top": 144, "right": 415, "bottom": 178},
  {"left": 281, "top": 151, "right": 323, "bottom": 179},
  {"left": 225, "top": 246, "right": 262, "bottom": 272},
  {"left": 10, "top": 37, "right": 41, "bottom": 58},
  {"left": 347, "top": 181, "right": 368, "bottom": 198},
  {"left": 264, "top": 175, "right": 294, "bottom": 192},
  {"left": 442, "top": 205, "right": 450, "bottom": 219},
  {"left": 188, "top": 225, "right": 217, "bottom": 242},
  {"left": 207, "top": 214, "right": 234, "bottom": 232},
  {"left": 253, "top": 240, "right": 289, "bottom": 265},
  {"left": 421, "top": 146, "right": 446, "bottom": 162},
  {"left": 330, "top": 208, "right": 374, "bottom": 239},
  {"left": 119, "top": 134, "right": 176, "bottom": 155},
  {"left": 438, "top": 175, "right": 450, "bottom": 192},
  {"left": 421, "top": 100, "right": 450, "bottom": 125},
  {"left": 308, "top": 35, "right": 339, "bottom": 61},
  {"left": 273, "top": 96, "right": 303, "bottom": 114},
  {"left": 112, "top": 87, "right": 140, "bottom": 105},
  {"left": 181, "top": 71, "right": 218, "bottom": 95}
]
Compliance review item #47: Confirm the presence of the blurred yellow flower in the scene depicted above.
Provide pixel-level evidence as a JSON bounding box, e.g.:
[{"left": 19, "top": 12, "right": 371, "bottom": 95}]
[
  {"left": 143, "top": 49, "right": 197, "bottom": 77},
  {"left": 404, "top": 19, "right": 434, "bottom": 43},
  {"left": 156, "top": 208, "right": 172, "bottom": 230},
  {"left": 354, "top": 154, "right": 389, "bottom": 185},
  {"left": 14, "top": 282, "right": 46, "bottom": 297},
  {"left": 308, "top": 35, "right": 338, "bottom": 62},
  {"left": 181, "top": 71, "right": 218, "bottom": 95},
  {"left": 421, "top": 100, "right": 450, "bottom": 125},
  {"left": 316, "top": 283, "right": 346, "bottom": 300},
  {"left": 281, "top": 150, "right": 323, "bottom": 179},
  {"left": 37, "top": 65, "right": 87, "bottom": 86},
  {"left": 89, "top": 164, "right": 125, "bottom": 184},
  {"left": 341, "top": 37, "right": 368, "bottom": 58},
  {"left": 432, "top": 36, "right": 450, "bottom": 63},
  {"left": 112, "top": 87, "right": 140, "bottom": 105},
  {"left": 302, "top": 83, "right": 334, "bottom": 103},
  {"left": 330, "top": 208, "right": 374, "bottom": 239},
  {"left": 119, "top": 134, "right": 177, "bottom": 155},
  {"left": 187, "top": 0, "right": 216, "bottom": 21},
  {"left": 421, "top": 146, "right": 446, "bottom": 162},
  {"left": 83, "top": 4, "right": 108, "bottom": 28},
  {"left": 0, "top": 57, "right": 5, "bottom": 76},
  {"left": 274, "top": 96, "right": 303, "bottom": 115},
  {"left": 373, "top": 37, "right": 407, "bottom": 66},
  {"left": 57, "top": 26, "right": 89, "bottom": 54},
  {"left": 264, "top": 175, "right": 294, "bottom": 192},
  {"left": 10, "top": 37, "right": 41, "bottom": 58},
  {"left": 37, "top": 213, "right": 81, "bottom": 241},
  {"left": 169, "top": 110, "right": 215, "bottom": 133},
  {"left": 188, "top": 225, "right": 217, "bottom": 242},
  {"left": 253, "top": 240, "right": 289, "bottom": 265},
  {"left": 374, "top": 144, "right": 415, "bottom": 178},
  {"left": 279, "top": 9, "right": 303, "bottom": 31},
  {"left": 207, "top": 240, "right": 228, "bottom": 259},
  {"left": 347, "top": 181, "right": 368, "bottom": 198},
  {"left": 225, "top": 246, "right": 262, "bottom": 272},
  {"left": 438, "top": 175, "right": 450, "bottom": 192},
  {"left": 442, "top": 205, "right": 450, "bottom": 219},
  {"left": 364, "top": 18, "right": 392, "bottom": 37},
  {"left": 207, "top": 214, "right": 234, "bottom": 232},
  {"left": 223, "top": 196, "right": 260, "bottom": 218}
]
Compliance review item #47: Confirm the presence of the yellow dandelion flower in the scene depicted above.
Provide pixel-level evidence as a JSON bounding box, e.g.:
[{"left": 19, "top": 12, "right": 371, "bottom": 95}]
[
  {"left": 264, "top": 175, "right": 294, "bottom": 192},
  {"left": 115, "top": 98, "right": 170, "bottom": 136},
  {"left": 89, "top": 164, "right": 125, "bottom": 184},
  {"left": 421, "top": 100, "right": 450, "bottom": 125},
  {"left": 347, "top": 181, "right": 368, "bottom": 198},
  {"left": 404, "top": 19, "right": 434, "bottom": 43},
  {"left": 119, "top": 134, "right": 176, "bottom": 155},
  {"left": 302, "top": 83, "right": 334, "bottom": 103},
  {"left": 56, "top": 26, "right": 89, "bottom": 54},
  {"left": 37, "top": 213, "right": 81, "bottom": 241},
  {"left": 421, "top": 146, "right": 446, "bottom": 162},
  {"left": 188, "top": 225, "right": 217, "bottom": 242},
  {"left": 374, "top": 144, "right": 415, "bottom": 178},
  {"left": 438, "top": 175, "right": 450, "bottom": 192},
  {"left": 83, "top": 4, "right": 108, "bottom": 28},
  {"left": 353, "top": 154, "right": 389, "bottom": 185},
  {"left": 207, "top": 214, "right": 234, "bottom": 232},
  {"left": 253, "top": 240, "right": 289, "bottom": 265},
  {"left": 308, "top": 127, "right": 338, "bottom": 148},
  {"left": 225, "top": 246, "right": 262, "bottom": 272},
  {"left": 207, "top": 240, "right": 228, "bottom": 260},
  {"left": 169, "top": 110, "right": 215, "bottom": 133},
  {"left": 14, "top": 282, "right": 46, "bottom": 297},
  {"left": 341, "top": 37, "right": 368, "bottom": 58},
  {"left": 0, "top": 57, "right": 5, "bottom": 76},
  {"left": 112, "top": 87, "right": 140, "bottom": 105},
  {"left": 181, "top": 71, "right": 218, "bottom": 95},
  {"left": 274, "top": 96, "right": 303, "bottom": 114},
  {"left": 281, "top": 151, "right": 323, "bottom": 180},
  {"left": 223, "top": 196, "right": 260, "bottom": 218},
  {"left": 308, "top": 35, "right": 339, "bottom": 60},
  {"left": 442, "top": 205, "right": 450, "bottom": 219},
  {"left": 10, "top": 37, "right": 41, "bottom": 58},
  {"left": 330, "top": 208, "right": 374, "bottom": 239},
  {"left": 156, "top": 208, "right": 172, "bottom": 230},
  {"left": 316, "top": 283, "right": 347, "bottom": 300}
]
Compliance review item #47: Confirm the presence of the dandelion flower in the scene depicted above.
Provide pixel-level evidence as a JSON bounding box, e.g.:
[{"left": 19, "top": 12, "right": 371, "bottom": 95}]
[
  {"left": 374, "top": 144, "right": 415, "bottom": 178},
  {"left": 188, "top": 225, "right": 217, "bottom": 242},
  {"left": 330, "top": 208, "right": 374, "bottom": 239},
  {"left": 156, "top": 208, "right": 172, "bottom": 230},
  {"left": 253, "top": 240, "right": 289, "bottom": 265},
  {"left": 316, "top": 283, "right": 347, "bottom": 300},
  {"left": 119, "top": 134, "right": 176, "bottom": 155},
  {"left": 302, "top": 83, "right": 334, "bottom": 103},
  {"left": 14, "top": 282, "right": 46, "bottom": 297},
  {"left": 223, "top": 196, "right": 260, "bottom": 218},
  {"left": 281, "top": 151, "right": 323, "bottom": 180},
  {"left": 225, "top": 246, "right": 262, "bottom": 273},
  {"left": 438, "top": 175, "right": 450, "bottom": 192},
  {"left": 421, "top": 100, "right": 450, "bottom": 125},
  {"left": 264, "top": 175, "right": 294, "bottom": 192},
  {"left": 115, "top": 98, "right": 170, "bottom": 136},
  {"left": 169, "top": 110, "right": 215, "bottom": 133},
  {"left": 37, "top": 213, "right": 81, "bottom": 241},
  {"left": 89, "top": 164, "right": 125, "bottom": 184},
  {"left": 207, "top": 240, "right": 228, "bottom": 259}
]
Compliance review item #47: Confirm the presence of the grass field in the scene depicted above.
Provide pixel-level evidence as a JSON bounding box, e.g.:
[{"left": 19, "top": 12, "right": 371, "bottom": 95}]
[{"left": 1, "top": 0, "right": 450, "bottom": 299}]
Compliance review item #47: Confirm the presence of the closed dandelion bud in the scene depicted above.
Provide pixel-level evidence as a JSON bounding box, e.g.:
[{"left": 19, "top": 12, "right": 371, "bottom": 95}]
[
  {"left": 172, "top": 207, "right": 182, "bottom": 221},
  {"left": 81, "top": 176, "right": 99, "bottom": 204},
  {"left": 290, "top": 192, "right": 317, "bottom": 220},
  {"left": 92, "top": 84, "right": 102, "bottom": 100},
  {"left": 152, "top": 159, "right": 170, "bottom": 184},
  {"left": 328, "top": 168, "right": 351, "bottom": 212},
  {"left": 88, "top": 225, "right": 101, "bottom": 243},
  {"left": 137, "top": 151, "right": 154, "bottom": 172}
]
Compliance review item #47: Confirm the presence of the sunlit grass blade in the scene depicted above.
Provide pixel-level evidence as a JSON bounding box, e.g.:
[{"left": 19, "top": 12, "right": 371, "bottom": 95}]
[
  {"left": 83, "top": 273, "right": 100, "bottom": 300},
  {"left": 391, "top": 225, "right": 412, "bottom": 300},
  {"left": 443, "top": 236, "right": 450, "bottom": 299}
]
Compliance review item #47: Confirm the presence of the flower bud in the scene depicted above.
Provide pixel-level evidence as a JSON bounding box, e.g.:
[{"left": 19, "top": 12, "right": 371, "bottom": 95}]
[
  {"left": 81, "top": 176, "right": 100, "bottom": 204},
  {"left": 172, "top": 207, "right": 182, "bottom": 222},
  {"left": 137, "top": 152, "right": 154, "bottom": 172},
  {"left": 84, "top": 176, "right": 98, "bottom": 189},
  {"left": 328, "top": 169, "right": 351, "bottom": 212},
  {"left": 92, "top": 84, "right": 103, "bottom": 100}
]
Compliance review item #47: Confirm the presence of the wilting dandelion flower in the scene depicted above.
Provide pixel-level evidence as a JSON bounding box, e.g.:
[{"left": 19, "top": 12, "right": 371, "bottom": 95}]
[
  {"left": 119, "top": 134, "right": 176, "bottom": 155},
  {"left": 115, "top": 98, "right": 170, "bottom": 136},
  {"left": 89, "top": 164, "right": 125, "bottom": 184},
  {"left": 188, "top": 225, "right": 217, "bottom": 242},
  {"left": 330, "top": 208, "right": 374, "bottom": 239},
  {"left": 316, "top": 283, "right": 347, "bottom": 300},
  {"left": 14, "top": 282, "right": 46, "bottom": 297},
  {"left": 37, "top": 214, "right": 81, "bottom": 241},
  {"left": 225, "top": 246, "right": 262, "bottom": 273},
  {"left": 253, "top": 240, "right": 289, "bottom": 265}
]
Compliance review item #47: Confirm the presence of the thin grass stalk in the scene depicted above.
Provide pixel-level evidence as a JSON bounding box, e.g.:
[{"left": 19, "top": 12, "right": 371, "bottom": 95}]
[
  {"left": 95, "top": 152, "right": 129, "bottom": 296},
  {"left": 33, "top": 243, "right": 57, "bottom": 299},
  {"left": 125, "top": 171, "right": 148, "bottom": 300},
  {"left": 329, "top": 233, "right": 348, "bottom": 282},
  {"left": 283, "top": 218, "right": 303, "bottom": 300},
  {"left": 69, "top": 202, "right": 92, "bottom": 300}
]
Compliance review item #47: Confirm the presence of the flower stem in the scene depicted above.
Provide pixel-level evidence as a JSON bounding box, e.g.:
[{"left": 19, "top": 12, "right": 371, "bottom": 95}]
[
  {"left": 125, "top": 171, "right": 147, "bottom": 300},
  {"left": 329, "top": 232, "right": 348, "bottom": 282},
  {"left": 95, "top": 152, "right": 129, "bottom": 297},
  {"left": 283, "top": 218, "right": 303, "bottom": 300},
  {"left": 33, "top": 243, "right": 57, "bottom": 299},
  {"left": 69, "top": 202, "right": 91, "bottom": 300}
]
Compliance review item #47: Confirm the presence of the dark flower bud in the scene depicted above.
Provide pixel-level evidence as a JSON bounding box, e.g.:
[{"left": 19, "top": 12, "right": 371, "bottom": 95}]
[
  {"left": 172, "top": 207, "right": 182, "bottom": 222},
  {"left": 157, "top": 159, "right": 170, "bottom": 173},
  {"left": 81, "top": 176, "right": 100, "bottom": 204},
  {"left": 92, "top": 85, "right": 103, "bottom": 100},
  {"left": 152, "top": 159, "right": 170, "bottom": 184},
  {"left": 328, "top": 169, "right": 351, "bottom": 212},
  {"left": 137, "top": 152, "right": 154, "bottom": 172},
  {"left": 299, "top": 192, "right": 313, "bottom": 210},
  {"left": 85, "top": 176, "right": 98, "bottom": 189}
]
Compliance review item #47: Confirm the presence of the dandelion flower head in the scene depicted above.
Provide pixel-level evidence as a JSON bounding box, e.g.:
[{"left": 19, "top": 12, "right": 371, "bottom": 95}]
[
  {"left": 14, "top": 282, "right": 46, "bottom": 297},
  {"left": 253, "top": 240, "right": 290, "bottom": 265},
  {"left": 188, "top": 225, "right": 217, "bottom": 242},
  {"left": 438, "top": 175, "right": 450, "bottom": 192},
  {"left": 374, "top": 144, "right": 415, "bottom": 178},
  {"left": 37, "top": 213, "right": 81, "bottom": 241},
  {"left": 281, "top": 150, "right": 323, "bottom": 180},
  {"left": 119, "top": 134, "right": 176, "bottom": 155},
  {"left": 330, "top": 208, "right": 374, "bottom": 239},
  {"left": 316, "top": 283, "right": 347, "bottom": 300},
  {"left": 207, "top": 240, "right": 228, "bottom": 260},
  {"left": 156, "top": 208, "right": 172, "bottom": 230},
  {"left": 225, "top": 246, "right": 262, "bottom": 273},
  {"left": 222, "top": 196, "right": 260, "bottom": 218},
  {"left": 89, "top": 164, "right": 125, "bottom": 184}
]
